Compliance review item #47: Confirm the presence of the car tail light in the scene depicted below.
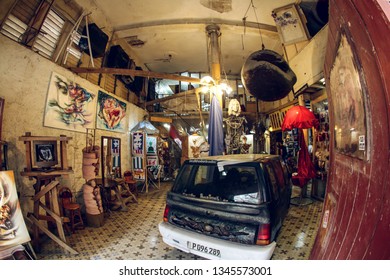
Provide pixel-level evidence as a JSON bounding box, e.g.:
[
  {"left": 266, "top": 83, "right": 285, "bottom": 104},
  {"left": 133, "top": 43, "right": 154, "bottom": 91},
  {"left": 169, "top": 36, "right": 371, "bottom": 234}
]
[
  {"left": 163, "top": 205, "right": 170, "bottom": 222},
  {"left": 256, "top": 223, "right": 271, "bottom": 245}
]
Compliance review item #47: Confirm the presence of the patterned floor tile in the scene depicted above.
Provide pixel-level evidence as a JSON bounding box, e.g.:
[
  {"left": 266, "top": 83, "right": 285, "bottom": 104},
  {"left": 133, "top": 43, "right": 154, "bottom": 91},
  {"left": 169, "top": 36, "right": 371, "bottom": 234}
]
[{"left": 36, "top": 182, "right": 323, "bottom": 260}]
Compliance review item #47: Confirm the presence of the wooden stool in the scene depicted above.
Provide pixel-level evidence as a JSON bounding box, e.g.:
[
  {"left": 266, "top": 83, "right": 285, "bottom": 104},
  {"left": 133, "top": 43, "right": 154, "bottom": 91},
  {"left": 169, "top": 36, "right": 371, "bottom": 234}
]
[{"left": 59, "top": 187, "right": 84, "bottom": 233}]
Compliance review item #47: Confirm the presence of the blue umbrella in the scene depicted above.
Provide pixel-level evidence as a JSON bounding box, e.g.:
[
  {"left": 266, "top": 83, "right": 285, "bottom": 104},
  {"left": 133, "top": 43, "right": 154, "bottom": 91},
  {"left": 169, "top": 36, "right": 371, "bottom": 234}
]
[{"left": 208, "top": 93, "right": 224, "bottom": 156}]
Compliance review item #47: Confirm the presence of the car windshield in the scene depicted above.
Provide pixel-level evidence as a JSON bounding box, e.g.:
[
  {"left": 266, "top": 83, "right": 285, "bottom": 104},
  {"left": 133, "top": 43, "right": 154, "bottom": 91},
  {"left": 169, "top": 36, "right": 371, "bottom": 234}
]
[{"left": 172, "top": 162, "right": 265, "bottom": 204}]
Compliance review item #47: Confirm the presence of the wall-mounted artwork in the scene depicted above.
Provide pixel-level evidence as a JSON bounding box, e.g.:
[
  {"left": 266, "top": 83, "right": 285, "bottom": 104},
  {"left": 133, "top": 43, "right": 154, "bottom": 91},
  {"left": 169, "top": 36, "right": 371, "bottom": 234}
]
[
  {"left": 132, "top": 132, "right": 144, "bottom": 156},
  {"left": 44, "top": 72, "right": 97, "bottom": 132},
  {"left": 96, "top": 91, "right": 127, "bottom": 133},
  {"left": 0, "top": 171, "right": 31, "bottom": 251},
  {"left": 146, "top": 136, "right": 157, "bottom": 155},
  {"left": 330, "top": 33, "right": 366, "bottom": 160},
  {"left": 147, "top": 156, "right": 158, "bottom": 166},
  {"left": 132, "top": 156, "right": 144, "bottom": 180},
  {"left": 33, "top": 140, "right": 58, "bottom": 169},
  {"left": 272, "top": 4, "right": 310, "bottom": 45}
]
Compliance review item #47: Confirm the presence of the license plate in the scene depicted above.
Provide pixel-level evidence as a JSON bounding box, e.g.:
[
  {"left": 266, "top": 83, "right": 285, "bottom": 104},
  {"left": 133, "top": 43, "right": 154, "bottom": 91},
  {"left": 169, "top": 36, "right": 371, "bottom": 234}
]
[{"left": 187, "top": 241, "right": 221, "bottom": 258}]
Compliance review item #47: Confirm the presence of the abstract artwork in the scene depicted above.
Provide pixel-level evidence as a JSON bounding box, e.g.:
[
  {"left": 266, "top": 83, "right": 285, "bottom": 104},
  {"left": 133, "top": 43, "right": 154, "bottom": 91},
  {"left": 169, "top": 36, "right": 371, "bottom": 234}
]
[
  {"left": 44, "top": 72, "right": 97, "bottom": 132},
  {"left": 0, "top": 171, "right": 30, "bottom": 251},
  {"left": 96, "top": 91, "right": 127, "bottom": 133}
]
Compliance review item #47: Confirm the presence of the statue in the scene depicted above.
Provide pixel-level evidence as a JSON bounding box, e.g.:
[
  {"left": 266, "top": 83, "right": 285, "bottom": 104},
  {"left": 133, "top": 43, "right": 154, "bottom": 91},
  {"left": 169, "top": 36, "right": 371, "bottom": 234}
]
[{"left": 224, "top": 99, "right": 246, "bottom": 154}]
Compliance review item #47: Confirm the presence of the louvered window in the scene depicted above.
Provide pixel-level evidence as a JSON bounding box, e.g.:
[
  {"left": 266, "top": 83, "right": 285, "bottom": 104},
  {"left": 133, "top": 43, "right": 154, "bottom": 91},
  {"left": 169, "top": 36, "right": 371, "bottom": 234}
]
[
  {"left": 0, "top": 14, "right": 28, "bottom": 42},
  {"left": 1, "top": 0, "right": 66, "bottom": 59},
  {"left": 32, "top": 9, "right": 65, "bottom": 59}
]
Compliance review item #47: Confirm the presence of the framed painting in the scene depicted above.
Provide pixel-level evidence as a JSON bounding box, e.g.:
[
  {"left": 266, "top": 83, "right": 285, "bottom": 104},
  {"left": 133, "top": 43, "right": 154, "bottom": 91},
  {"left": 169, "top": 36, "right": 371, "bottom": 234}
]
[
  {"left": 96, "top": 91, "right": 127, "bottom": 133},
  {"left": 146, "top": 136, "right": 157, "bottom": 155},
  {"left": 44, "top": 72, "right": 97, "bottom": 132},
  {"left": 0, "top": 171, "right": 31, "bottom": 251},
  {"left": 272, "top": 4, "right": 310, "bottom": 45},
  {"left": 329, "top": 32, "right": 367, "bottom": 160},
  {"left": 132, "top": 131, "right": 145, "bottom": 156}
]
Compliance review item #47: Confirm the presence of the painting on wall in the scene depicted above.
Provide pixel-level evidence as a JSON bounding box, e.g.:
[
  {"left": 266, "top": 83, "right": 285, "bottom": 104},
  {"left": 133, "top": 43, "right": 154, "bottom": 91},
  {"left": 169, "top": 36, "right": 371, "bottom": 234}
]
[
  {"left": 330, "top": 33, "right": 366, "bottom": 159},
  {"left": 146, "top": 136, "right": 157, "bottom": 155},
  {"left": 272, "top": 4, "right": 310, "bottom": 45},
  {"left": 44, "top": 72, "right": 97, "bottom": 132},
  {"left": 132, "top": 156, "right": 145, "bottom": 180},
  {"left": 132, "top": 132, "right": 144, "bottom": 156},
  {"left": 96, "top": 91, "right": 127, "bottom": 133},
  {"left": 0, "top": 171, "right": 31, "bottom": 251},
  {"left": 147, "top": 155, "right": 158, "bottom": 166}
]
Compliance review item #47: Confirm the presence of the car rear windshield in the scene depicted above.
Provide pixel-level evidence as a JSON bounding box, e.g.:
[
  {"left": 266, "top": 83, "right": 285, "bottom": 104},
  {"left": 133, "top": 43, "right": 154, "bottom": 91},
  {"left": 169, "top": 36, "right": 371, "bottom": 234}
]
[{"left": 172, "top": 162, "right": 266, "bottom": 204}]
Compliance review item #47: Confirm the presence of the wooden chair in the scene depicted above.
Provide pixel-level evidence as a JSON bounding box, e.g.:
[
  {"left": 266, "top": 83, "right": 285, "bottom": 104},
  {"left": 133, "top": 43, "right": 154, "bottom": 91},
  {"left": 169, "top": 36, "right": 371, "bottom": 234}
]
[
  {"left": 58, "top": 187, "right": 84, "bottom": 233},
  {"left": 124, "top": 170, "right": 138, "bottom": 197}
]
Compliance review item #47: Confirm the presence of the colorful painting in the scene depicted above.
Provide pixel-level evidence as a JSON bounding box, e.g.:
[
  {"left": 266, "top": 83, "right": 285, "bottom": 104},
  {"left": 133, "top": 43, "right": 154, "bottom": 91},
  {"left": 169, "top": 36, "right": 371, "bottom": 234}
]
[
  {"left": 146, "top": 136, "right": 157, "bottom": 155},
  {"left": 44, "top": 72, "right": 97, "bottom": 132},
  {"left": 96, "top": 91, "right": 127, "bottom": 133},
  {"left": 0, "top": 171, "right": 31, "bottom": 251},
  {"left": 330, "top": 33, "right": 366, "bottom": 159},
  {"left": 132, "top": 132, "right": 144, "bottom": 156}
]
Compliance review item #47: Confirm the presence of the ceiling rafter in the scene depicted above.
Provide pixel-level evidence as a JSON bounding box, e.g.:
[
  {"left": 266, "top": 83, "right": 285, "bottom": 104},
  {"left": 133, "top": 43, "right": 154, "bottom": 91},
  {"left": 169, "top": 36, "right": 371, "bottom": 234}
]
[
  {"left": 69, "top": 67, "right": 201, "bottom": 83},
  {"left": 113, "top": 18, "right": 278, "bottom": 34}
]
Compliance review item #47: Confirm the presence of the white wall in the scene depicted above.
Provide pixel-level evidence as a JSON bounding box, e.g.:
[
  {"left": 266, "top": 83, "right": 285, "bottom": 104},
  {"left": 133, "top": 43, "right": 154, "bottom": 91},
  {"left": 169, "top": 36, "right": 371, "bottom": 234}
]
[{"left": 0, "top": 35, "right": 146, "bottom": 214}]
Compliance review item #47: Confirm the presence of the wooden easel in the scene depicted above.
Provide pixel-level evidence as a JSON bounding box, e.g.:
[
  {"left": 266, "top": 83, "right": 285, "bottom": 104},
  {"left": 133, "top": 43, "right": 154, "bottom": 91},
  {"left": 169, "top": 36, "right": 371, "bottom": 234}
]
[{"left": 19, "top": 132, "right": 77, "bottom": 254}]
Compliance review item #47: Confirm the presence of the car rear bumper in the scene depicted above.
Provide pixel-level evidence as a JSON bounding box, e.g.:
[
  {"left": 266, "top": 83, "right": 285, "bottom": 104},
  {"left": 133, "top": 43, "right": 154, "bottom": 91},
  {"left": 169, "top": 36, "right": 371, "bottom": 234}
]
[{"left": 158, "top": 222, "right": 276, "bottom": 260}]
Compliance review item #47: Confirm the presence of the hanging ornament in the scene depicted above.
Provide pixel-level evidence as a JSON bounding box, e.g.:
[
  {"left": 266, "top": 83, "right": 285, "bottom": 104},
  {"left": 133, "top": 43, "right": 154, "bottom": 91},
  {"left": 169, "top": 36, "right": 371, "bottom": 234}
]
[{"left": 241, "top": 49, "right": 297, "bottom": 101}]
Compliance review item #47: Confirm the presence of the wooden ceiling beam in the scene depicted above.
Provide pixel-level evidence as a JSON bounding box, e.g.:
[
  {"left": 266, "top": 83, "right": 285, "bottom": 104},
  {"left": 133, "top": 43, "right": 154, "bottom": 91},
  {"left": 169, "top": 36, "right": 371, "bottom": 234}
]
[
  {"left": 69, "top": 67, "right": 201, "bottom": 84},
  {"left": 143, "top": 88, "right": 201, "bottom": 106}
]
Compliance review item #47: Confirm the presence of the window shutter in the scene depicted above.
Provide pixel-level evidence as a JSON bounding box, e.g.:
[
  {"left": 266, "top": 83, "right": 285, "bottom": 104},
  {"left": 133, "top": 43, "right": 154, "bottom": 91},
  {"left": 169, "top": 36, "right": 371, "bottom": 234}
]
[{"left": 32, "top": 9, "right": 65, "bottom": 59}]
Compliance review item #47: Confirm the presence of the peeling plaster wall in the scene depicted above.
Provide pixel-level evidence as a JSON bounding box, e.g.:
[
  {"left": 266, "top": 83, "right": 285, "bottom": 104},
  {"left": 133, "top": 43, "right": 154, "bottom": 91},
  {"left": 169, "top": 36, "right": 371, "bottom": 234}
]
[{"left": 0, "top": 35, "right": 146, "bottom": 215}]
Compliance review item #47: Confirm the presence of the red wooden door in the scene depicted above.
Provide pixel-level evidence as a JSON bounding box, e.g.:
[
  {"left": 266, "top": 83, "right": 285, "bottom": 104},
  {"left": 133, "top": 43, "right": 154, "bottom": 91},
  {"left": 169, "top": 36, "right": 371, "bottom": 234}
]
[{"left": 310, "top": 0, "right": 390, "bottom": 259}]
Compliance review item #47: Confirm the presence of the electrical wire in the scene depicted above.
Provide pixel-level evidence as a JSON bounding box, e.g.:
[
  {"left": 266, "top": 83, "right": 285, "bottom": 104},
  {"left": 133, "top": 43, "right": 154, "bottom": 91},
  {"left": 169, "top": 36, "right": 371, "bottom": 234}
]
[{"left": 242, "top": 0, "right": 265, "bottom": 50}]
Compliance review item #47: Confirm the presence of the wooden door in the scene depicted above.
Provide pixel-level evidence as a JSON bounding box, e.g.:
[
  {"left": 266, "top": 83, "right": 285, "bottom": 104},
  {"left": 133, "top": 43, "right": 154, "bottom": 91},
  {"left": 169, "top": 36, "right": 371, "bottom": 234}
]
[{"left": 310, "top": 0, "right": 390, "bottom": 259}]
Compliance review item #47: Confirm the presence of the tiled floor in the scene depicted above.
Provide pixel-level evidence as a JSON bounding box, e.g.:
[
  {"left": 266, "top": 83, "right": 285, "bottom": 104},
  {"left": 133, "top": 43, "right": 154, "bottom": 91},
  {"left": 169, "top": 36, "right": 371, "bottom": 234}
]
[{"left": 36, "top": 182, "right": 323, "bottom": 260}]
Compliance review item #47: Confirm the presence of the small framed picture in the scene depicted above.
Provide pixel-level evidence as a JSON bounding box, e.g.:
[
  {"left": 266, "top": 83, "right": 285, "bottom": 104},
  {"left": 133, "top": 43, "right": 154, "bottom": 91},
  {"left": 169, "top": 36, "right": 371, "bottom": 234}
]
[
  {"left": 33, "top": 141, "right": 58, "bottom": 168},
  {"left": 272, "top": 4, "right": 310, "bottom": 45}
]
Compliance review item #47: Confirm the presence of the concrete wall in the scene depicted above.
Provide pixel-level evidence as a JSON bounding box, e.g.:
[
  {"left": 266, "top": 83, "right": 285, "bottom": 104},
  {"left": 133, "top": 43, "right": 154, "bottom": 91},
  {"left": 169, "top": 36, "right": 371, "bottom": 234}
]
[{"left": 0, "top": 35, "right": 146, "bottom": 215}]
